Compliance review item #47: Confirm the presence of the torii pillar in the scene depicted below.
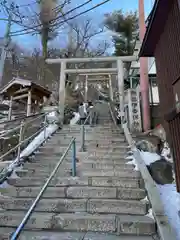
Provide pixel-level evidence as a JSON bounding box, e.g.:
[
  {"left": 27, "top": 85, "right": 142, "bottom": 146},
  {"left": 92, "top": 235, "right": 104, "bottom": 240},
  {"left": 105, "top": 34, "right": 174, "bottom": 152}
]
[{"left": 84, "top": 75, "right": 88, "bottom": 102}]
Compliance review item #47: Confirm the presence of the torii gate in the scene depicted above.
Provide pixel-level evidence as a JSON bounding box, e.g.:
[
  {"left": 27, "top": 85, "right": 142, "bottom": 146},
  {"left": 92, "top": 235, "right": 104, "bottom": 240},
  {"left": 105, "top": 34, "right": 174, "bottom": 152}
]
[
  {"left": 46, "top": 56, "right": 137, "bottom": 122},
  {"left": 77, "top": 73, "right": 114, "bottom": 102}
]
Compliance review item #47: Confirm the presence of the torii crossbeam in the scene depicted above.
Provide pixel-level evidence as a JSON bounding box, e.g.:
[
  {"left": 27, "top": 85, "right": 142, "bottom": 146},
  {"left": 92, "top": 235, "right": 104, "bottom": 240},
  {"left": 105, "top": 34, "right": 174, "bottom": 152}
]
[{"left": 46, "top": 56, "right": 137, "bottom": 123}]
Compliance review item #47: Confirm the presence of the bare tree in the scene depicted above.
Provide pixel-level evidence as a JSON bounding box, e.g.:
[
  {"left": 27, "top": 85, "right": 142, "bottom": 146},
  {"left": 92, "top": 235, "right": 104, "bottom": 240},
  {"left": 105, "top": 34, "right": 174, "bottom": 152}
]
[{"left": 63, "top": 17, "right": 110, "bottom": 58}]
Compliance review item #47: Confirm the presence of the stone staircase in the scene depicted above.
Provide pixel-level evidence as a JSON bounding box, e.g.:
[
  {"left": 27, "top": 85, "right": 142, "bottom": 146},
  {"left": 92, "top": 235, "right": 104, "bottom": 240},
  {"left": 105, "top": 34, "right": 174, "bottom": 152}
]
[
  {"left": 0, "top": 123, "right": 157, "bottom": 239},
  {"left": 95, "top": 101, "right": 113, "bottom": 124}
]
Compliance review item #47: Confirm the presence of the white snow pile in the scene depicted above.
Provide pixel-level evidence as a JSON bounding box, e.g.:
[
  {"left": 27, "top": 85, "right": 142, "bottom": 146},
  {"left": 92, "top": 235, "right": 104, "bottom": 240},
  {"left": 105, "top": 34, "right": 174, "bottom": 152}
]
[
  {"left": 70, "top": 112, "right": 80, "bottom": 125},
  {"left": 126, "top": 154, "right": 139, "bottom": 171},
  {"left": 158, "top": 184, "right": 180, "bottom": 240},
  {"left": 140, "top": 143, "right": 180, "bottom": 240},
  {"left": 7, "top": 124, "right": 58, "bottom": 172},
  {"left": 140, "top": 151, "right": 161, "bottom": 166},
  {"left": 161, "top": 141, "right": 173, "bottom": 163}
]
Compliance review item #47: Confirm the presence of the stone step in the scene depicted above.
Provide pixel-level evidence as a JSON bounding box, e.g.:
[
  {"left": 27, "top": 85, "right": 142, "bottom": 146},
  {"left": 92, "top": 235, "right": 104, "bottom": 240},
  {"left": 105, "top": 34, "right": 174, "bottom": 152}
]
[
  {"left": 23, "top": 162, "right": 67, "bottom": 169},
  {"left": 0, "top": 197, "right": 147, "bottom": 215},
  {"left": 39, "top": 145, "right": 129, "bottom": 152},
  {"left": 79, "top": 159, "right": 131, "bottom": 165},
  {"left": 86, "top": 150, "right": 128, "bottom": 155},
  {"left": 62, "top": 127, "right": 116, "bottom": 130},
  {"left": 0, "top": 229, "right": 156, "bottom": 240},
  {"left": 86, "top": 156, "right": 127, "bottom": 162},
  {"left": 54, "top": 134, "right": 124, "bottom": 140},
  {"left": 0, "top": 211, "right": 155, "bottom": 235},
  {"left": 87, "top": 144, "right": 128, "bottom": 148},
  {"left": 89, "top": 149, "right": 128, "bottom": 153},
  {"left": 30, "top": 155, "right": 129, "bottom": 164},
  {"left": 37, "top": 149, "right": 128, "bottom": 155},
  {"left": 15, "top": 163, "right": 134, "bottom": 177},
  {"left": 15, "top": 169, "right": 72, "bottom": 177},
  {"left": 32, "top": 155, "right": 73, "bottom": 161},
  {"left": 33, "top": 151, "right": 73, "bottom": 157},
  {"left": 63, "top": 186, "right": 146, "bottom": 200},
  {"left": 22, "top": 159, "right": 131, "bottom": 169},
  {"left": 48, "top": 139, "right": 126, "bottom": 144},
  {"left": 81, "top": 169, "right": 140, "bottom": 178},
  {"left": 7, "top": 176, "right": 141, "bottom": 188},
  {"left": 38, "top": 152, "right": 129, "bottom": 160},
  {"left": 38, "top": 147, "right": 78, "bottom": 154},
  {"left": 86, "top": 156, "right": 128, "bottom": 161},
  {"left": 19, "top": 162, "right": 139, "bottom": 176},
  {"left": 15, "top": 168, "right": 140, "bottom": 179},
  {"left": 80, "top": 163, "right": 134, "bottom": 170},
  {"left": 27, "top": 158, "right": 132, "bottom": 169},
  {"left": 0, "top": 186, "right": 146, "bottom": 200}
]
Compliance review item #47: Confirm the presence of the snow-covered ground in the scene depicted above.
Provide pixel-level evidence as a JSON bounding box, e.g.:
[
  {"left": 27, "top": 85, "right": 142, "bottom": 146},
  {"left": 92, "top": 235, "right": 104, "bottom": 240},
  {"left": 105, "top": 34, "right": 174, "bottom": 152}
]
[{"left": 135, "top": 144, "right": 180, "bottom": 240}]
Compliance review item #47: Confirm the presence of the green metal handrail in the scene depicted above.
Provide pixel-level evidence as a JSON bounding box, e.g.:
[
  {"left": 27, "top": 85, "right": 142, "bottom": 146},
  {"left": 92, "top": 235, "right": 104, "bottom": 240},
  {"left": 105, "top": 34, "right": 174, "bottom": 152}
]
[
  {"left": 0, "top": 113, "right": 45, "bottom": 138},
  {"left": 0, "top": 113, "right": 47, "bottom": 162},
  {"left": 108, "top": 102, "right": 117, "bottom": 126},
  {"left": 80, "top": 113, "right": 90, "bottom": 152},
  {"left": 10, "top": 137, "right": 76, "bottom": 240}
]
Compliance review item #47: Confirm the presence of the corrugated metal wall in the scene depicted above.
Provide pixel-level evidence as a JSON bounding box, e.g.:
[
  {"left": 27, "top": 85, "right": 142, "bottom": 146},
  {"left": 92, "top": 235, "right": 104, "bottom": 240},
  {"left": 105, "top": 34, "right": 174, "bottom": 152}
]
[{"left": 154, "top": 0, "right": 180, "bottom": 192}]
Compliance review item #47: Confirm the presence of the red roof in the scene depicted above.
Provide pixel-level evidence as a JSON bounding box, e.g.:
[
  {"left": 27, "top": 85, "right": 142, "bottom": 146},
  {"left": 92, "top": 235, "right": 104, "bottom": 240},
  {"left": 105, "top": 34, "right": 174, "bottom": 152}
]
[{"left": 139, "top": 0, "right": 174, "bottom": 57}]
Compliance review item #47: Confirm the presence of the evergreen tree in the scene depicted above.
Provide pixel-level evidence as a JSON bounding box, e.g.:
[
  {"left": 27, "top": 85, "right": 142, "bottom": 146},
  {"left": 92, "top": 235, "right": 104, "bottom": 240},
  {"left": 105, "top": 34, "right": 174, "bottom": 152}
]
[{"left": 104, "top": 10, "right": 138, "bottom": 56}]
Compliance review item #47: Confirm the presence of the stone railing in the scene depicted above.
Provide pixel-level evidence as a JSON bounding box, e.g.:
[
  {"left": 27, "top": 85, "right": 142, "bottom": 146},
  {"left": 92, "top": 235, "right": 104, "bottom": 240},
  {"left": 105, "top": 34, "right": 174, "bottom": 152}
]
[{"left": 123, "top": 123, "right": 177, "bottom": 240}]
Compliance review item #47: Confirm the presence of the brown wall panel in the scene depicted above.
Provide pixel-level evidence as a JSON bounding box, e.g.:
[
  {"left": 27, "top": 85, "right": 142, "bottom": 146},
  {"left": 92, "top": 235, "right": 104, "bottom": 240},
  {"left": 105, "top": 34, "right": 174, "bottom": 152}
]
[{"left": 153, "top": 0, "right": 180, "bottom": 192}]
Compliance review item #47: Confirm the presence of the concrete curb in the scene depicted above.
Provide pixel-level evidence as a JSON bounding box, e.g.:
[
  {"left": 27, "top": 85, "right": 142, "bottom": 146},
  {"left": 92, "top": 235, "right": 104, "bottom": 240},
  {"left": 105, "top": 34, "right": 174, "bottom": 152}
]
[{"left": 123, "top": 123, "right": 177, "bottom": 240}]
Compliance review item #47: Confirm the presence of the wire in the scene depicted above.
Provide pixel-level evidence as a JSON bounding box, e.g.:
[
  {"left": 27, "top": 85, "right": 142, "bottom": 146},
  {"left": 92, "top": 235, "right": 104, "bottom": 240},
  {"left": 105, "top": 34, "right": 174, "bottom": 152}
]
[
  {"left": 10, "top": 0, "right": 92, "bottom": 34},
  {"left": 15, "top": 1, "right": 37, "bottom": 8},
  {"left": 1, "top": 0, "right": 70, "bottom": 27},
  {"left": 10, "top": 0, "right": 110, "bottom": 37}
]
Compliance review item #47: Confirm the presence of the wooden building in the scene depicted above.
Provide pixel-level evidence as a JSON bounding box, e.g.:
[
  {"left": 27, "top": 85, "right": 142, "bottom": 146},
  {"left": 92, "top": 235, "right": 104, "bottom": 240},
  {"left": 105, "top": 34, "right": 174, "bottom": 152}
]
[
  {"left": 0, "top": 77, "right": 51, "bottom": 120},
  {"left": 139, "top": 0, "right": 180, "bottom": 192}
]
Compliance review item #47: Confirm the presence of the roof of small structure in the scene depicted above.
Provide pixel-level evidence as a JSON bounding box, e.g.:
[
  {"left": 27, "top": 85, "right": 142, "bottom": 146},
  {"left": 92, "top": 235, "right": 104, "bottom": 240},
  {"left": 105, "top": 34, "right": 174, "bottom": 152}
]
[
  {"left": 0, "top": 77, "right": 51, "bottom": 98},
  {"left": 0, "top": 104, "right": 9, "bottom": 111},
  {"left": 139, "top": 0, "right": 174, "bottom": 57}
]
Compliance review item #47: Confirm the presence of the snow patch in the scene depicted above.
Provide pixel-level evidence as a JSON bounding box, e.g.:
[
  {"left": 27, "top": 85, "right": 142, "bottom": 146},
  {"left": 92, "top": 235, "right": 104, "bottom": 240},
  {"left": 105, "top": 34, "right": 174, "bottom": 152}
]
[
  {"left": 0, "top": 181, "right": 11, "bottom": 188},
  {"left": 161, "top": 142, "right": 173, "bottom": 163},
  {"left": 126, "top": 157, "right": 139, "bottom": 171},
  {"left": 3, "top": 124, "right": 58, "bottom": 173},
  {"left": 146, "top": 208, "right": 154, "bottom": 219},
  {"left": 139, "top": 145, "right": 180, "bottom": 239},
  {"left": 141, "top": 196, "right": 149, "bottom": 203},
  {"left": 140, "top": 151, "right": 161, "bottom": 165},
  {"left": 157, "top": 184, "right": 180, "bottom": 240},
  {"left": 70, "top": 112, "right": 80, "bottom": 125}
]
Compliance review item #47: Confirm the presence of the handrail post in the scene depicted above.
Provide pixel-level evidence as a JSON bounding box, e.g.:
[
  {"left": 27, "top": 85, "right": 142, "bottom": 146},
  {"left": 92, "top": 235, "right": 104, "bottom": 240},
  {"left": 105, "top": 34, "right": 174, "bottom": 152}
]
[
  {"left": 72, "top": 139, "right": 76, "bottom": 177},
  {"left": 17, "top": 121, "right": 24, "bottom": 162},
  {"left": 44, "top": 114, "right": 47, "bottom": 139},
  {"left": 81, "top": 124, "right": 85, "bottom": 152}
]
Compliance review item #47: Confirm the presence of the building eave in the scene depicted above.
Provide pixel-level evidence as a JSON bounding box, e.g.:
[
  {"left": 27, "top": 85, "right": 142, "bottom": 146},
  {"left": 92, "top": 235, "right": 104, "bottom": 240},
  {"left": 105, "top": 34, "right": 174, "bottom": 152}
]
[{"left": 139, "top": 0, "right": 174, "bottom": 57}]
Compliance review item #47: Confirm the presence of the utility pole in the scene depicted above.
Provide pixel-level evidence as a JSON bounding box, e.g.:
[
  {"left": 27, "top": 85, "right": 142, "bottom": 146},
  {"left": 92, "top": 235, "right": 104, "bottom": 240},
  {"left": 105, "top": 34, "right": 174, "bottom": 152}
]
[
  {"left": 0, "top": 14, "right": 12, "bottom": 89},
  {"left": 138, "top": 0, "right": 150, "bottom": 131}
]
